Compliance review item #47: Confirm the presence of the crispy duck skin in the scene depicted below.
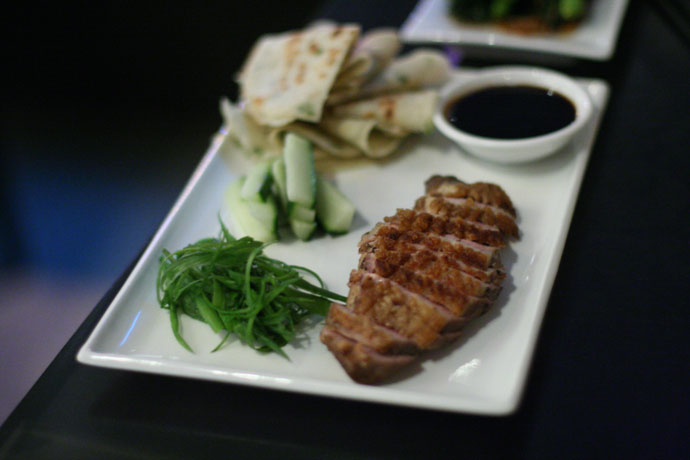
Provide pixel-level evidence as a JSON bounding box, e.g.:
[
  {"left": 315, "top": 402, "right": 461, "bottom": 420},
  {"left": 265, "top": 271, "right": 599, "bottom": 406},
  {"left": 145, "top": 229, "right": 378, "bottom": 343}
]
[
  {"left": 384, "top": 209, "right": 506, "bottom": 248},
  {"left": 358, "top": 260, "right": 493, "bottom": 316},
  {"left": 359, "top": 249, "right": 501, "bottom": 300},
  {"left": 320, "top": 326, "right": 416, "bottom": 384},
  {"left": 425, "top": 175, "right": 516, "bottom": 217},
  {"left": 347, "top": 270, "right": 464, "bottom": 349},
  {"left": 322, "top": 270, "right": 487, "bottom": 383},
  {"left": 325, "top": 302, "right": 418, "bottom": 355},
  {"left": 415, "top": 195, "right": 519, "bottom": 238},
  {"left": 359, "top": 222, "right": 503, "bottom": 271},
  {"left": 321, "top": 176, "right": 517, "bottom": 384},
  {"left": 360, "top": 233, "right": 506, "bottom": 285}
]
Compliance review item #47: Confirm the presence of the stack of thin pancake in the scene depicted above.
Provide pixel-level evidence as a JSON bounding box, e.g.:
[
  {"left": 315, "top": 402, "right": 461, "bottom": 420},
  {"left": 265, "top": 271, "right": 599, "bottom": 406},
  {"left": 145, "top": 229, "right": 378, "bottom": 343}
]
[
  {"left": 220, "top": 23, "right": 451, "bottom": 160},
  {"left": 320, "top": 175, "right": 519, "bottom": 384}
]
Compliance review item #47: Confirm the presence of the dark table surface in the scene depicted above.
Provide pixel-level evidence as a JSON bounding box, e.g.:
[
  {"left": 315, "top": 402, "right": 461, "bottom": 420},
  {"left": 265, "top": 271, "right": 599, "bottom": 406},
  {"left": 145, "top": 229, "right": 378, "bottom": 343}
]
[{"left": 2, "top": 1, "right": 689, "bottom": 458}]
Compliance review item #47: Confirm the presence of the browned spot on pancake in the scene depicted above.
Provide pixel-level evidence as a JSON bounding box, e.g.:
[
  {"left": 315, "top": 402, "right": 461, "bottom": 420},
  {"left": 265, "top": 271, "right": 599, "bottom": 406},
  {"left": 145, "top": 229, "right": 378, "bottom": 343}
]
[
  {"left": 252, "top": 97, "right": 264, "bottom": 107},
  {"left": 295, "top": 62, "right": 307, "bottom": 85},
  {"left": 309, "top": 41, "right": 321, "bottom": 54},
  {"left": 332, "top": 26, "right": 342, "bottom": 37},
  {"left": 378, "top": 97, "right": 396, "bottom": 121},
  {"left": 327, "top": 48, "right": 341, "bottom": 66},
  {"left": 285, "top": 33, "right": 303, "bottom": 68}
]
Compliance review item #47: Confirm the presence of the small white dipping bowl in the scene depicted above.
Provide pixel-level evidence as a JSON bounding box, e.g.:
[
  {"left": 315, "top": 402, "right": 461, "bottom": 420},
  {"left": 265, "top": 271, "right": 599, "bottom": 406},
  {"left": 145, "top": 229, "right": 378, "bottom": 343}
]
[{"left": 434, "top": 66, "right": 593, "bottom": 164}]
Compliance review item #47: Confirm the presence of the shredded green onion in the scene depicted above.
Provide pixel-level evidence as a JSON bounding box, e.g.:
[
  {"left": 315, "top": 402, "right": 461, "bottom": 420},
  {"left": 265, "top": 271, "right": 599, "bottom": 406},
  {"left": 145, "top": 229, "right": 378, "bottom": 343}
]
[{"left": 156, "top": 220, "right": 346, "bottom": 358}]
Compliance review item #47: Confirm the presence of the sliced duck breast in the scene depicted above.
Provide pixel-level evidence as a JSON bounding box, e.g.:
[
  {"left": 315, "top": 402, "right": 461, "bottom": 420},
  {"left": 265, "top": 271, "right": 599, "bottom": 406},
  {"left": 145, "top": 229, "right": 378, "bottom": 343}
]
[
  {"left": 424, "top": 175, "right": 516, "bottom": 217},
  {"left": 384, "top": 209, "right": 506, "bottom": 248},
  {"left": 360, "top": 234, "right": 506, "bottom": 285},
  {"left": 359, "top": 222, "right": 503, "bottom": 271},
  {"left": 320, "top": 327, "right": 416, "bottom": 384},
  {"left": 359, "top": 249, "right": 501, "bottom": 300},
  {"left": 347, "top": 270, "right": 465, "bottom": 349},
  {"left": 321, "top": 176, "right": 518, "bottom": 384},
  {"left": 415, "top": 194, "right": 519, "bottom": 238},
  {"left": 325, "top": 302, "right": 419, "bottom": 355}
]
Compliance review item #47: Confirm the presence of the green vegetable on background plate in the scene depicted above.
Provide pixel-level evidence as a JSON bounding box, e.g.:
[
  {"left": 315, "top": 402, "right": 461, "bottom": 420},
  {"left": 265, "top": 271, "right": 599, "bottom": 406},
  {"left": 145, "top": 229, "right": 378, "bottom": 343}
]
[
  {"left": 449, "top": 0, "right": 589, "bottom": 27},
  {"left": 156, "top": 220, "right": 346, "bottom": 358}
]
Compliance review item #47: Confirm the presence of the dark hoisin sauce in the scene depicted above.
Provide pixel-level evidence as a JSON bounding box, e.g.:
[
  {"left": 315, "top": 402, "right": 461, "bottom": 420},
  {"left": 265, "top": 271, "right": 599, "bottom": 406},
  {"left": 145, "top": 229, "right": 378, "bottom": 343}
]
[{"left": 445, "top": 85, "right": 576, "bottom": 139}]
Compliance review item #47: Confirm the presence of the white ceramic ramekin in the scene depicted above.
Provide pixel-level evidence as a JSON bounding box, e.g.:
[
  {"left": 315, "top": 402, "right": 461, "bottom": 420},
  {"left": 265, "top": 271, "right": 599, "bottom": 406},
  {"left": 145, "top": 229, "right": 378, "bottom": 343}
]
[{"left": 434, "top": 66, "right": 594, "bottom": 164}]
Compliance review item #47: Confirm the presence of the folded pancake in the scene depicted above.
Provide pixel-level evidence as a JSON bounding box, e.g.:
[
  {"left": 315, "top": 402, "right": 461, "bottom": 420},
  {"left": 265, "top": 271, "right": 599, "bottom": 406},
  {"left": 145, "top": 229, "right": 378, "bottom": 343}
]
[
  {"left": 319, "top": 116, "right": 405, "bottom": 158},
  {"left": 267, "top": 122, "right": 362, "bottom": 159},
  {"left": 221, "top": 98, "right": 360, "bottom": 159},
  {"left": 239, "top": 23, "right": 360, "bottom": 127},
  {"left": 330, "top": 29, "right": 401, "bottom": 98},
  {"left": 220, "top": 98, "right": 274, "bottom": 156},
  {"left": 331, "top": 90, "right": 438, "bottom": 134},
  {"left": 328, "top": 49, "right": 450, "bottom": 104},
  {"left": 223, "top": 24, "right": 451, "bottom": 161}
]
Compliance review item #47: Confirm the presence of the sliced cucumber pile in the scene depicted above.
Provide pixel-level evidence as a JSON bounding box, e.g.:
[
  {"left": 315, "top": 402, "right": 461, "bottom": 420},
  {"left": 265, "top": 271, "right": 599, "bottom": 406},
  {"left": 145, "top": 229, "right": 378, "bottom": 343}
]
[
  {"left": 226, "top": 132, "right": 355, "bottom": 242},
  {"left": 225, "top": 177, "right": 278, "bottom": 243},
  {"left": 240, "top": 160, "right": 273, "bottom": 202},
  {"left": 315, "top": 175, "right": 356, "bottom": 235},
  {"left": 284, "top": 133, "right": 316, "bottom": 209}
]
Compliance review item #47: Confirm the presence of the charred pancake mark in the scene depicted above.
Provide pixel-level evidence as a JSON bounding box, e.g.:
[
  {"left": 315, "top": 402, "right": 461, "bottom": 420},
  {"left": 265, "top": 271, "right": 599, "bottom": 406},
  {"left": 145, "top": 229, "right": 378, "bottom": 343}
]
[
  {"left": 378, "top": 97, "right": 396, "bottom": 121},
  {"left": 327, "top": 48, "right": 341, "bottom": 66},
  {"left": 295, "top": 62, "right": 307, "bottom": 85},
  {"left": 309, "top": 41, "right": 322, "bottom": 54},
  {"left": 284, "top": 33, "right": 303, "bottom": 68}
]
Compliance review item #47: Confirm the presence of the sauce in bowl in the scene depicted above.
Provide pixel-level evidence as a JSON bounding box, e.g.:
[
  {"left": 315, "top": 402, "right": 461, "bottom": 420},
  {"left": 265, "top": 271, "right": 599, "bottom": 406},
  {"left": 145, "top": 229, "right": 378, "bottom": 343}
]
[
  {"left": 444, "top": 85, "right": 576, "bottom": 140},
  {"left": 433, "top": 66, "right": 594, "bottom": 164}
]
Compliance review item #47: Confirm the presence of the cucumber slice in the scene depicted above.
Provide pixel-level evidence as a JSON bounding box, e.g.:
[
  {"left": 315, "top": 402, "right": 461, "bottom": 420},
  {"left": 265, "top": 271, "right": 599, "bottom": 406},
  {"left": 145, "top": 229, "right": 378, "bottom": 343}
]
[
  {"left": 226, "top": 178, "right": 278, "bottom": 242},
  {"left": 248, "top": 199, "right": 279, "bottom": 227},
  {"left": 240, "top": 161, "right": 273, "bottom": 202},
  {"left": 271, "top": 157, "right": 288, "bottom": 212},
  {"left": 315, "top": 175, "right": 355, "bottom": 235},
  {"left": 290, "top": 219, "right": 317, "bottom": 241},
  {"left": 288, "top": 203, "right": 316, "bottom": 222},
  {"left": 284, "top": 133, "right": 316, "bottom": 208}
]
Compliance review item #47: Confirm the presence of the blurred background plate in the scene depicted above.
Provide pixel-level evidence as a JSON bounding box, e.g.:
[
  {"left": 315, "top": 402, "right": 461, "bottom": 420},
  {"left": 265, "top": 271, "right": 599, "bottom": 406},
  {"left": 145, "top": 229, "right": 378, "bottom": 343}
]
[{"left": 400, "top": 0, "right": 629, "bottom": 60}]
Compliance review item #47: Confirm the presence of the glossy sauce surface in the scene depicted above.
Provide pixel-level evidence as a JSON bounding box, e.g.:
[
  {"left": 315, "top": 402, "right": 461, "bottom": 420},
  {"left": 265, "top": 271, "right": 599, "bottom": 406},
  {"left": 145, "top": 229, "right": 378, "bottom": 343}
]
[{"left": 445, "top": 85, "right": 576, "bottom": 139}]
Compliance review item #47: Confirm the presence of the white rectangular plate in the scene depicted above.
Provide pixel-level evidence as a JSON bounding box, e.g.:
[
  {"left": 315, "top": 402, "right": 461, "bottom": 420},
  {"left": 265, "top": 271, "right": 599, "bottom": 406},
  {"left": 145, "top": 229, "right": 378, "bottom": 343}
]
[
  {"left": 400, "top": 0, "right": 628, "bottom": 60},
  {"left": 78, "top": 71, "right": 609, "bottom": 415}
]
